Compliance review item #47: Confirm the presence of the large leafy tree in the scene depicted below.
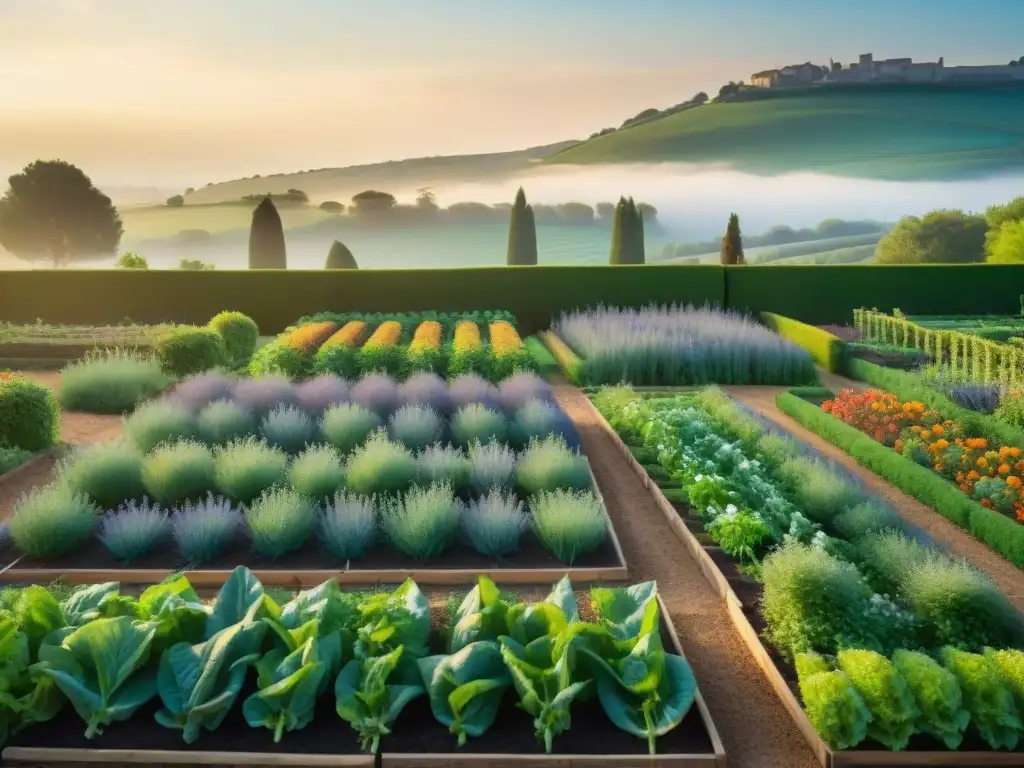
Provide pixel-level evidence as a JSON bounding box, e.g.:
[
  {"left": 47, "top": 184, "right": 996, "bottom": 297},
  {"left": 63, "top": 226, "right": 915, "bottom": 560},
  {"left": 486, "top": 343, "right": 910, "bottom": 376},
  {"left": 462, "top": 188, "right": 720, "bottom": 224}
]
[
  {"left": 248, "top": 197, "right": 287, "bottom": 269},
  {"left": 876, "top": 210, "right": 985, "bottom": 264},
  {"left": 0, "top": 160, "right": 123, "bottom": 266},
  {"left": 986, "top": 219, "right": 1024, "bottom": 264}
]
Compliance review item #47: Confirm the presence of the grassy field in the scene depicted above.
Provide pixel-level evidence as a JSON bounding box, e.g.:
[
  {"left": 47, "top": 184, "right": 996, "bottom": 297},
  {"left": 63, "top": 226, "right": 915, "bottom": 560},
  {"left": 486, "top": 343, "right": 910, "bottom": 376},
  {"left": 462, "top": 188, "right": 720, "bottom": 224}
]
[
  {"left": 547, "top": 85, "right": 1024, "bottom": 181},
  {"left": 119, "top": 202, "right": 333, "bottom": 242}
]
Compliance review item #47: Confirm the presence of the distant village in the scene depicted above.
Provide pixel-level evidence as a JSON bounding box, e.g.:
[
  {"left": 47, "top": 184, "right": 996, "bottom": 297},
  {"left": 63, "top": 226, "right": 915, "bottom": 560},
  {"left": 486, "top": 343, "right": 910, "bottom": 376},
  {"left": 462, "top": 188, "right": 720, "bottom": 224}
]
[{"left": 750, "top": 53, "right": 1024, "bottom": 89}]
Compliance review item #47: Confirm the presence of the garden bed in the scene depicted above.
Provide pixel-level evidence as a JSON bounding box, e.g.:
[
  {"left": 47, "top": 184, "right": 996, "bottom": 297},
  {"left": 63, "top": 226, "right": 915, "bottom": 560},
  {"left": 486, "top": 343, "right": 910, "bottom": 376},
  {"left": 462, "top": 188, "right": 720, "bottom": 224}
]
[{"left": 582, "top": 391, "right": 1024, "bottom": 767}]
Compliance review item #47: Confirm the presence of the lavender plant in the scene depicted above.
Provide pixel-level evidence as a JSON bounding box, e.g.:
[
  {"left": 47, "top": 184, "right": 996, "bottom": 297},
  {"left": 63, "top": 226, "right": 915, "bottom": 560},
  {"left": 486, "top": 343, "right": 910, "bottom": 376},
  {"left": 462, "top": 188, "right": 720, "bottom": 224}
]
[
  {"left": 320, "top": 403, "right": 383, "bottom": 454},
  {"left": 515, "top": 435, "right": 591, "bottom": 496},
  {"left": 450, "top": 404, "right": 507, "bottom": 447},
  {"left": 141, "top": 440, "right": 217, "bottom": 507},
  {"left": 289, "top": 445, "right": 346, "bottom": 501},
  {"left": 530, "top": 489, "right": 607, "bottom": 563},
  {"left": 171, "top": 493, "right": 243, "bottom": 564},
  {"left": 260, "top": 405, "right": 316, "bottom": 454},
  {"left": 318, "top": 491, "right": 377, "bottom": 560},
  {"left": 245, "top": 487, "right": 317, "bottom": 559},
  {"left": 166, "top": 372, "right": 235, "bottom": 411},
  {"left": 8, "top": 484, "right": 99, "bottom": 558},
  {"left": 59, "top": 441, "right": 146, "bottom": 509},
  {"left": 388, "top": 404, "right": 444, "bottom": 452},
  {"left": 349, "top": 372, "right": 399, "bottom": 416},
  {"left": 123, "top": 400, "right": 196, "bottom": 453},
  {"left": 468, "top": 441, "right": 516, "bottom": 494},
  {"left": 213, "top": 437, "right": 289, "bottom": 504},
  {"left": 293, "top": 374, "right": 349, "bottom": 416},
  {"left": 399, "top": 372, "right": 451, "bottom": 414},
  {"left": 498, "top": 372, "right": 552, "bottom": 412},
  {"left": 99, "top": 499, "right": 170, "bottom": 562},
  {"left": 462, "top": 489, "right": 528, "bottom": 557},
  {"left": 448, "top": 373, "right": 501, "bottom": 411},
  {"left": 417, "top": 444, "right": 471, "bottom": 494},
  {"left": 197, "top": 400, "right": 257, "bottom": 446},
  {"left": 232, "top": 375, "right": 297, "bottom": 415}
]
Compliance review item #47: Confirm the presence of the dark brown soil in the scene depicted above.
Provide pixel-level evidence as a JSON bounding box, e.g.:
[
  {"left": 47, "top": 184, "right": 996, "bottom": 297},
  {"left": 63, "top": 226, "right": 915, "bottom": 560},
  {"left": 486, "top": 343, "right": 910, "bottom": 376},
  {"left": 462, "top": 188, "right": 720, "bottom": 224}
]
[
  {"left": 3, "top": 528, "right": 621, "bottom": 573},
  {"left": 819, "top": 324, "right": 860, "bottom": 342},
  {"left": 848, "top": 347, "right": 926, "bottom": 371}
]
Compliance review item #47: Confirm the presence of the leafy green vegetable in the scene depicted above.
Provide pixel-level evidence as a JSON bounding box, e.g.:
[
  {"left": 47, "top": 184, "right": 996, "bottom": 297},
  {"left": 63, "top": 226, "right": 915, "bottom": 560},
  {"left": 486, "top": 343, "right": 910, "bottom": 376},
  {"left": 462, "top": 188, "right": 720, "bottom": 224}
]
[
  {"left": 335, "top": 644, "right": 425, "bottom": 753},
  {"left": 589, "top": 581, "right": 658, "bottom": 643},
  {"left": 0, "top": 612, "right": 31, "bottom": 745},
  {"left": 61, "top": 583, "right": 136, "bottom": 625},
  {"left": 243, "top": 635, "right": 330, "bottom": 742},
  {"left": 154, "top": 615, "right": 268, "bottom": 743},
  {"left": 33, "top": 616, "right": 158, "bottom": 738},
  {"left": 941, "top": 647, "right": 1023, "bottom": 751},
  {"left": 988, "top": 648, "right": 1024, "bottom": 716},
  {"left": 892, "top": 649, "right": 968, "bottom": 750},
  {"left": 836, "top": 648, "right": 919, "bottom": 750},
  {"left": 418, "top": 640, "right": 510, "bottom": 746},
  {"left": 795, "top": 651, "right": 871, "bottom": 750},
  {"left": 353, "top": 579, "right": 430, "bottom": 661},
  {"left": 134, "top": 575, "right": 207, "bottom": 653},
  {"left": 449, "top": 576, "right": 512, "bottom": 653},
  {"left": 205, "top": 565, "right": 280, "bottom": 638}
]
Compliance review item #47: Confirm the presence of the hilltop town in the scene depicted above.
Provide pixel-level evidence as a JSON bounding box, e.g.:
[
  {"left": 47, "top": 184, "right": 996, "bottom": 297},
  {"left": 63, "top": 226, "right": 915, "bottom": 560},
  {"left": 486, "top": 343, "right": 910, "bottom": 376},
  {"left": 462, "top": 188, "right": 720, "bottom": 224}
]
[{"left": 750, "top": 52, "right": 1024, "bottom": 88}]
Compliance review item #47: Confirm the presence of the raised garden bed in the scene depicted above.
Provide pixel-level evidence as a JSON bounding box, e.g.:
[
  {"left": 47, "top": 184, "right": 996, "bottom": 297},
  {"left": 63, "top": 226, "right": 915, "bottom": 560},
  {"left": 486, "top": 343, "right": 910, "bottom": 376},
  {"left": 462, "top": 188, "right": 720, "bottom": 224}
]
[{"left": 582, "top": 390, "right": 1024, "bottom": 767}]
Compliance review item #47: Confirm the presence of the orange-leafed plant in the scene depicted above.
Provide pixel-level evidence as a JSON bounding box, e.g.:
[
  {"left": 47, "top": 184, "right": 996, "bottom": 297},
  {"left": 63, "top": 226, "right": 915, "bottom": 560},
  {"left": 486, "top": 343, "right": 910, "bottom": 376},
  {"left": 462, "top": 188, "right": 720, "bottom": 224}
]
[
  {"left": 488, "top": 320, "right": 534, "bottom": 379},
  {"left": 363, "top": 320, "right": 402, "bottom": 349},
  {"left": 281, "top": 321, "right": 338, "bottom": 353},
  {"left": 313, "top": 320, "right": 370, "bottom": 378},
  {"left": 453, "top": 320, "right": 481, "bottom": 354},
  {"left": 449, "top": 320, "right": 486, "bottom": 377},
  {"left": 358, "top": 320, "right": 404, "bottom": 375},
  {"left": 407, "top": 320, "right": 444, "bottom": 375},
  {"left": 321, "top": 320, "right": 369, "bottom": 351}
]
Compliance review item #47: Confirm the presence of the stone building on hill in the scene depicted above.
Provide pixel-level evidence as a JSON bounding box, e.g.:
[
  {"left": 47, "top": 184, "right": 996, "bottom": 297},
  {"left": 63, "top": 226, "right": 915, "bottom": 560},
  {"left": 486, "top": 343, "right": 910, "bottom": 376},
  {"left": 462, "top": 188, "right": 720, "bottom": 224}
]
[{"left": 751, "top": 53, "right": 1024, "bottom": 88}]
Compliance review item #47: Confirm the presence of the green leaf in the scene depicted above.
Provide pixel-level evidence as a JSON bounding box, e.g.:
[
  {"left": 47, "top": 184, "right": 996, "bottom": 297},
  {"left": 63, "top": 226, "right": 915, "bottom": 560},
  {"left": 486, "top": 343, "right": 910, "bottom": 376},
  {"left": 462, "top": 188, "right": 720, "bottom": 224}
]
[
  {"left": 590, "top": 582, "right": 659, "bottom": 642},
  {"left": 154, "top": 617, "right": 268, "bottom": 743},
  {"left": 279, "top": 580, "right": 359, "bottom": 639},
  {"left": 136, "top": 576, "right": 206, "bottom": 653},
  {"left": 206, "top": 566, "right": 278, "bottom": 638},
  {"left": 243, "top": 637, "right": 327, "bottom": 742},
  {"left": 61, "top": 583, "right": 134, "bottom": 625},
  {"left": 450, "top": 576, "right": 511, "bottom": 653},
  {"left": 13, "top": 587, "right": 65, "bottom": 654},
  {"left": 545, "top": 576, "right": 579, "bottom": 623},
  {"left": 354, "top": 580, "right": 430, "bottom": 661},
  {"left": 33, "top": 616, "right": 158, "bottom": 738},
  {"left": 417, "top": 640, "right": 510, "bottom": 746},
  {"left": 505, "top": 603, "right": 569, "bottom": 647}
]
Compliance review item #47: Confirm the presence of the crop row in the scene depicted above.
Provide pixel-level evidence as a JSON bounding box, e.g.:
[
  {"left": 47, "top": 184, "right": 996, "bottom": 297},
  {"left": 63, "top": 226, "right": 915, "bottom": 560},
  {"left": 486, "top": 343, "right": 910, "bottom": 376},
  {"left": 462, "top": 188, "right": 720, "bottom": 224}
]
[
  {"left": 250, "top": 310, "right": 534, "bottom": 382},
  {"left": 0, "top": 569, "right": 696, "bottom": 755},
  {"left": 593, "top": 385, "right": 1024, "bottom": 753}
]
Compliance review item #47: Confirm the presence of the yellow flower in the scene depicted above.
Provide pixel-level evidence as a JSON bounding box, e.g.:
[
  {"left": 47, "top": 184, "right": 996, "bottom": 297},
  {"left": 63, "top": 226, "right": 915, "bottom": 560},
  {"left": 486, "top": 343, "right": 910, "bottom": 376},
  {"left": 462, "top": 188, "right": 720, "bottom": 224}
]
[
  {"left": 321, "top": 320, "right": 368, "bottom": 350},
  {"left": 488, "top": 321, "right": 525, "bottom": 357},
  {"left": 453, "top": 320, "right": 482, "bottom": 353},
  {"left": 409, "top": 321, "right": 442, "bottom": 353},
  {"left": 363, "top": 320, "right": 402, "bottom": 348}
]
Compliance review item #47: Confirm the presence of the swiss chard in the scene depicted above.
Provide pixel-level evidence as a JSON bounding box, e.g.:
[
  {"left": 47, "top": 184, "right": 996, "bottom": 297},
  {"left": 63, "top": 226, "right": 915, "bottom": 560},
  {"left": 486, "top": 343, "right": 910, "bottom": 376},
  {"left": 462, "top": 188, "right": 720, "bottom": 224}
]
[
  {"left": 243, "top": 635, "right": 330, "bottom": 742},
  {"left": 353, "top": 579, "right": 430, "bottom": 661},
  {"left": 449, "top": 576, "right": 512, "bottom": 653}
]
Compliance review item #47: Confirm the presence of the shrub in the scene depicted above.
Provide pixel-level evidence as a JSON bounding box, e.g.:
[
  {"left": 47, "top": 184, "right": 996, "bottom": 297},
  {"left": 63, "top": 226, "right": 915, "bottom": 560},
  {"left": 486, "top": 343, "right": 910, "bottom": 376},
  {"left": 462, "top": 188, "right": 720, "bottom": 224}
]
[
  {"left": 141, "top": 440, "right": 216, "bottom": 507},
  {"left": 59, "top": 349, "right": 170, "bottom": 414},
  {"left": 245, "top": 488, "right": 317, "bottom": 559},
  {"left": 760, "top": 313, "right": 846, "bottom": 373},
  {"left": 319, "top": 492, "right": 377, "bottom": 560},
  {"left": 448, "top": 373, "right": 501, "bottom": 411},
  {"left": 775, "top": 455, "right": 865, "bottom": 525},
  {"left": 260, "top": 405, "right": 315, "bottom": 454},
  {"left": 382, "top": 481, "right": 462, "bottom": 559},
  {"left": 0, "top": 377, "right": 59, "bottom": 451},
  {"left": 417, "top": 444, "right": 471, "bottom": 495},
  {"left": 320, "top": 403, "right": 382, "bottom": 454},
  {"left": 388, "top": 404, "right": 443, "bottom": 452},
  {"left": 530, "top": 489, "right": 607, "bottom": 563},
  {"left": 833, "top": 501, "right": 905, "bottom": 541},
  {"left": 996, "top": 392, "right": 1024, "bottom": 430},
  {"left": 0, "top": 446, "right": 32, "bottom": 475},
  {"left": 357, "top": 321, "right": 404, "bottom": 375},
  {"left": 155, "top": 326, "right": 227, "bottom": 377},
  {"left": 450, "top": 404, "right": 507, "bottom": 447},
  {"left": 515, "top": 436, "right": 591, "bottom": 496},
  {"left": 99, "top": 499, "right": 170, "bottom": 562},
  {"left": 213, "top": 437, "right": 288, "bottom": 504},
  {"left": 462, "top": 489, "right": 527, "bottom": 557},
  {"left": 289, "top": 445, "right": 346, "bottom": 501},
  {"left": 313, "top": 321, "right": 368, "bottom": 379},
  {"left": 171, "top": 494, "right": 242, "bottom": 564},
  {"left": 232, "top": 375, "right": 296, "bottom": 416},
  {"left": 468, "top": 441, "right": 516, "bottom": 494},
  {"left": 399, "top": 372, "right": 451, "bottom": 414},
  {"left": 349, "top": 373, "right": 399, "bottom": 416},
  {"left": 345, "top": 431, "right": 417, "bottom": 497},
  {"left": 248, "top": 341, "right": 313, "bottom": 380},
  {"left": 208, "top": 311, "right": 259, "bottom": 367},
  {"left": 123, "top": 400, "right": 196, "bottom": 453},
  {"left": 166, "top": 372, "right": 235, "bottom": 411},
  {"left": 509, "top": 398, "right": 559, "bottom": 448},
  {"left": 9, "top": 485, "right": 99, "bottom": 558},
  {"left": 60, "top": 441, "right": 146, "bottom": 509},
  {"left": 293, "top": 375, "right": 348, "bottom": 416},
  {"left": 406, "top": 322, "right": 444, "bottom": 376},
  {"left": 498, "top": 372, "right": 552, "bottom": 412},
  {"left": 196, "top": 400, "right": 256, "bottom": 446}
]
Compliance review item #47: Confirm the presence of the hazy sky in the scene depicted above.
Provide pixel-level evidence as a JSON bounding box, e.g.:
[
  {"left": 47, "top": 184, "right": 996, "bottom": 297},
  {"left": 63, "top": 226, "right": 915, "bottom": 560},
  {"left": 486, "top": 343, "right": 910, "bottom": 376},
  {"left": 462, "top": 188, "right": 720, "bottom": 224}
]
[{"left": 2, "top": 0, "right": 1021, "bottom": 187}]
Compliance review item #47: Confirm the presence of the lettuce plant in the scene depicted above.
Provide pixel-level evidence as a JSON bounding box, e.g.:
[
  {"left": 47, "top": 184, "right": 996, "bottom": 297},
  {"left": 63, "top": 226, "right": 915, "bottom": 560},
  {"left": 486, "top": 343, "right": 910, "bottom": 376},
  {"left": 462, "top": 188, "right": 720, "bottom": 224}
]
[
  {"left": 892, "top": 649, "right": 968, "bottom": 749},
  {"left": 795, "top": 651, "right": 871, "bottom": 750},
  {"left": 941, "top": 647, "right": 1023, "bottom": 750},
  {"left": 836, "top": 648, "right": 920, "bottom": 750},
  {"left": 449, "top": 576, "right": 514, "bottom": 653}
]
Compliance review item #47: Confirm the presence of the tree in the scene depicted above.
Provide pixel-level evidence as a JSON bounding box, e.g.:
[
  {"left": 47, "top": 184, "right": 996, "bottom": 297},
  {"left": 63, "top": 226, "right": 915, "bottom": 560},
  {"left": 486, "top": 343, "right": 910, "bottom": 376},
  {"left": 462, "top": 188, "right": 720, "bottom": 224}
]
[
  {"left": 325, "top": 240, "right": 358, "bottom": 269},
  {"left": 985, "top": 220, "right": 1024, "bottom": 263},
  {"left": 610, "top": 197, "right": 645, "bottom": 265},
  {"left": 179, "top": 258, "right": 214, "bottom": 270},
  {"left": 416, "top": 189, "right": 439, "bottom": 214},
  {"left": 556, "top": 202, "right": 595, "bottom": 225},
  {"left": 692, "top": 92, "right": 709, "bottom": 105},
  {"left": 166, "top": 194, "right": 184, "bottom": 208},
  {"left": 506, "top": 187, "right": 538, "bottom": 266},
  {"left": 319, "top": 201, "right": 344, "bottom": 213},
  {"left": 984, "top": 196, "right": 1024, "bottom": 258},
  {"left": 248, "top": 196, "right": 287, "bottom": 269},
  {"left": 350, "top": 190, "right": 397, "bottom": 216},
  {"left": 285, "top": 189, "right": 309, "bottom": 203},
  {"left": 0, "top": 160, "right": 123, "bottom": 266},
  {"left": 117, "top": 251, "right": 148, "bottom": 269},
  {"left": 637, "top": 202, "right": 658, "bottom": 223},
  {"left": 596, "top": 202, "right": 615, "bottom": 221},
  {"left": 876, "top": 210, "right": 986, "bottom": 264},
  {"left": 720, "top": 213, "right": 744, "bottom": 264}
]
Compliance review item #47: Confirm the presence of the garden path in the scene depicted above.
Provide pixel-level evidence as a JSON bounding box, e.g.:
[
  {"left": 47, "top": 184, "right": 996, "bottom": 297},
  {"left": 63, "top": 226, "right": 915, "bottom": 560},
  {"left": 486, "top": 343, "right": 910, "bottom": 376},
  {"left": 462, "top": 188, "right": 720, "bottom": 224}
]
[
  {"left": 553, "top": 382, "right": 819, "bottom": 768},
  {"left": 725, "top": 385, "right": 1024, "bottom": 613}
]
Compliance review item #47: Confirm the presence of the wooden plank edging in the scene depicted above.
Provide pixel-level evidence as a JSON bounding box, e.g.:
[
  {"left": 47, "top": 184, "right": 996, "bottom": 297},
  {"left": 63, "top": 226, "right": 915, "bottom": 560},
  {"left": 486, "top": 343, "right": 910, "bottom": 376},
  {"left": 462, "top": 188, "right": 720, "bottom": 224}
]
[{"left": 0, "top": 748, "right": 373, "bottom": 766}]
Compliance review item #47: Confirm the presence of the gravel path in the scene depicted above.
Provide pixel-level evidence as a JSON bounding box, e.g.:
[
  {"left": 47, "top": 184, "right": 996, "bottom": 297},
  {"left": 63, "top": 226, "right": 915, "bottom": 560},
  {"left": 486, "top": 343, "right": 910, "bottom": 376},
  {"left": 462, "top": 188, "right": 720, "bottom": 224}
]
[
  {"left": 726, "top": 384, "right": 1024, "bottom": 613},
  {"left": 553, "top": 382, "right": 819, "bottom": 768}
]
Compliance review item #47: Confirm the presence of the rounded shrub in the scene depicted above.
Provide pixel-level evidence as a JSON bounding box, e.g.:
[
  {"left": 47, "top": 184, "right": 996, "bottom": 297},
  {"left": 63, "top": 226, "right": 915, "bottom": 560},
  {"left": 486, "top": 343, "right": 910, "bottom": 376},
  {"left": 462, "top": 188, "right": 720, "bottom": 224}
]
[
  {"left": 468, "top": 441, "right": 516, "bottom": 494},
  {"left": 232, "top": 375, "right": 296, "bottom": 416},
  {"left": 450, "top": 404, "right": 507, "bottom": 448},
  {"left": 289, "top": 445, "right": 346, "bottom": 501},
  {"left": 462, "top": 489, "right": 527, "bottom": 557},
  {"left": 208, "top": 311, "right": 259, "bottom": 367},
  {"left": 417, "top": 444, "right": 471, "bottom": 495},
  {"left": 99, "top": 499, "right": 170, "bottom": 562},
  {"left": 197, "top": 400, "right": 257, "bottom": 446},
  {"left": 141, "top": 440, "right": 216, "bottom": 507},
  {"left": 60, "top": 441, "right": 146, "bottom": 509},
  {"left": 319, "top": 492, "right": 377, "bottom": 560},
  {"left": 448, "top": 373, "right": 501, "bottom": 411},
  {"left": 509, "top": 398, "right": 559, "bottom": 449},
  {"left": 167, "top": 372, "right": 235, "bottom": 412},
  {"left": 213, "top": 437, "right": 289, "bottom": 505},
  {"left": 345, "top": 430, "right": 417, "bottom": 497},
  {"left": 171, "top": 493, "right": 242, "bottom": 565},
  {"left": 248, "top": 342, "right": 311, "bottom": 380},
  {"left": 399, "top": 372, "right": 451, "bottom": 414},
  {"left": 123, "top": 400, "right": 196, "bottom": 453},
  {"left": 349, "top": 373, "right": 399, "bottom": 416},
  {"left": 320, "top": 403, "right": 382, "bottom": 454},
  {"left": 245, "top": 488, "right": 317, "bottom": 559},
  {"left": 530, "top": 489, "right": 607, "bottom": 563},
  {"left": 59, "top": 350, "right": 170, "bottom": 414},
  {"left": 0, "top": 378, "right": 59, "bottom": 451},
  {"left": 515, "top": 435, "right": 591, "bottom": 496},
  {"left": 294, "top": 375, "right": 348, "bottom": 416},
  {"left": 382, "top": 481, "right": 462, "bottom": 559},
  {"left": 260, "top": 405, "right": 316, "bottom": 454},
  {"left": 155, "top": 326, "right": 228, "bottom": 378},
  {"left": 9, "top": 484, "right": 99, "bottom": 558},
  {"left": 388, "top": 404, "right": 443, "bottom": 452}
]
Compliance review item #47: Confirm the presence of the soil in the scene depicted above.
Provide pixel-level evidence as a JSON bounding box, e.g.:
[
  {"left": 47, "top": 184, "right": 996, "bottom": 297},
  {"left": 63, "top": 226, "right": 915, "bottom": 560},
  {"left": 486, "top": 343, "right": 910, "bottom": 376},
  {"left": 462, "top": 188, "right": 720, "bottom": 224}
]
[
  {"left": 848, "top": 346, "right": 926, "bottom": 371},
  {"left": 2, "top": 529, "right": 622, "bottom": 573},
  {"left": 819, "top": 324, "right": 860, "bottom": 342},
  {"left": 552, "top": 382, "right": 820, "bottom": 768}
]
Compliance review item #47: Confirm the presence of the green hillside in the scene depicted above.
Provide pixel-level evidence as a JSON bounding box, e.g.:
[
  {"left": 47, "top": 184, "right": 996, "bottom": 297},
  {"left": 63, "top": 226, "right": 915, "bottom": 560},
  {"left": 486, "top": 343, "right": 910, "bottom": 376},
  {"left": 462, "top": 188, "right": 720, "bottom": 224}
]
[{"left": 547, "top": 85, "right": 1024, "bottom": 181}]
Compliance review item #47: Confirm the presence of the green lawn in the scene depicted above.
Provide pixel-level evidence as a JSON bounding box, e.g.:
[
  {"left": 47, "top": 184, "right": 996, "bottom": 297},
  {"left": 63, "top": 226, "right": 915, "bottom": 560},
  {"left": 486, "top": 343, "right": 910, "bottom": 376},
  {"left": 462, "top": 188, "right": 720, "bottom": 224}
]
[{"left": 547, "top": 86, "right": 1024, "bottom": 181}]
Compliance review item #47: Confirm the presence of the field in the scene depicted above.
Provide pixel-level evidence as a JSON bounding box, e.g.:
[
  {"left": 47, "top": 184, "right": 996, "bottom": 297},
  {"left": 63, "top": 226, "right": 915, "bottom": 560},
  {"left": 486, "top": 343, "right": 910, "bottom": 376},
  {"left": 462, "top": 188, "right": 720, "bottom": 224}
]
[
  {"left": 6, "top": 297, "right": 1024, "bottom": 766},
  {"left": 547, "top": 85, "right": 1024, "bottom": 181}
]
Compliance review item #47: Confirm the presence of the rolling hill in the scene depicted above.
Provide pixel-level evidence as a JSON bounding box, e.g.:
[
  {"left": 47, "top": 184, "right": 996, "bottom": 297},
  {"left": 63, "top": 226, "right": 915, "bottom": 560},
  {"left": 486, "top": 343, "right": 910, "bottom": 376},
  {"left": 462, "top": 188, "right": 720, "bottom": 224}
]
[{"left": 546, "top": 84, "right": 1024, "bottom": 181}]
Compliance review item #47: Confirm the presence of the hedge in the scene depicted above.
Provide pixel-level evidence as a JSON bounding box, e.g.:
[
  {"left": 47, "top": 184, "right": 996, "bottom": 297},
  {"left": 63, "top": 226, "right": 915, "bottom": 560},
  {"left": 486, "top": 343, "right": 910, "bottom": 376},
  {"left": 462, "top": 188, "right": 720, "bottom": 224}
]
[
  {"left": 525, "top": 335, "right": 559, "bottom": 378},
  {"left": 843, "top": 358, "right": 1024, "bottom": 449},
  {"left": 760, "top": 312, "right": 846, "bottom": 371},
  {"left": 776, "top": 391, "right": 1024, "bottom": 568}
]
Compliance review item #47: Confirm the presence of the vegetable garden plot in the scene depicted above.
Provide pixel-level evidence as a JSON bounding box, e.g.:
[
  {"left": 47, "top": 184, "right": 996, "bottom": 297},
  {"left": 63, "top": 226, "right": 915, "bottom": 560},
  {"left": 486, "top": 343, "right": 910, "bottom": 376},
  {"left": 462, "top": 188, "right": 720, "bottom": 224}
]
[
  {"left": 585, "top": 387, "right": 1024, "bottom": 767},
  {"left": 1, "top": 571, "right": 725, "bottom": 767}
]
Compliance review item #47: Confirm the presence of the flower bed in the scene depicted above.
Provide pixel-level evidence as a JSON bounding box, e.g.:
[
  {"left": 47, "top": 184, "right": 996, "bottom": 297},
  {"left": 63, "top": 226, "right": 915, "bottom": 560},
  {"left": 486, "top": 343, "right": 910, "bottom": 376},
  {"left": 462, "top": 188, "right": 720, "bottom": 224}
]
[
  {"left": 591, "top": 385, "right": 1024, "bottom": 761},
  {"left": 0, "top": 569, "right": 723, "bottom": 765},
  {"left": 0, "top": 371, "right": 628, "bottom": 583}
]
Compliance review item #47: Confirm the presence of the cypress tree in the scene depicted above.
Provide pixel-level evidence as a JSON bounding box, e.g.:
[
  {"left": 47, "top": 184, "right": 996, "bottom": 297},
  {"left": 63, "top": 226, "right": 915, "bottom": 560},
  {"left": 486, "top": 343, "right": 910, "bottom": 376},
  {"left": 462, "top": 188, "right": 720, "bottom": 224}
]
[
  {"left": 248, "top": 197, "right": 287, "bottom": 269},
  {"left": 609, "top": 197, "right": 629, "bottom": 264},
  {"left": 634, "top": 205, "right": 646, "bottom": 264},
  {"left": 720, "top": 212, "right": 744, "bottom": 265},
  {"left": 325, "top": 240, "right": 358, "bottom": 269},
  {"left": 506, "top": 187, "right": 538, "bottom": 265}
]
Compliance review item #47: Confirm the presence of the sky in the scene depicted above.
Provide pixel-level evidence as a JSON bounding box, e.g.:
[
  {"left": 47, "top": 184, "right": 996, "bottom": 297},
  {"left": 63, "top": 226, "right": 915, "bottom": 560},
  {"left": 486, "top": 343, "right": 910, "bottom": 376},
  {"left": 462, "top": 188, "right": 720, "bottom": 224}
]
[{"left": 1, "top": 0, "right": 1021, "bottom": 188}]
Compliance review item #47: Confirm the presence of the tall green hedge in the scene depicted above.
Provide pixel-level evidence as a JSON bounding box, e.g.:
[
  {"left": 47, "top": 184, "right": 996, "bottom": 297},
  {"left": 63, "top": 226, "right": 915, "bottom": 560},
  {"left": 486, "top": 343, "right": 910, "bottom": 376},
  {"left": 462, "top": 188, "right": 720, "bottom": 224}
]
[{"left": 760, "top": 312, "right": 846, "bottom": 372}]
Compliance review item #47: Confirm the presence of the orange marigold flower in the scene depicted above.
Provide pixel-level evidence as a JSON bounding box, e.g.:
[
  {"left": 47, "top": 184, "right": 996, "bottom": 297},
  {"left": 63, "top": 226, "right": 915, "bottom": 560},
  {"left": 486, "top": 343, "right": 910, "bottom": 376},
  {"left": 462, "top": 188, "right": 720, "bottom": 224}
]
[
  {"left": 932, "top": 424, "right": 944, "bottom": 435},
  {"left": 1011, "top": 447, "right": 1023, "bottom": 459},
  {"left": 321, "top": 320, "right": 368, "bottom": 351},
  {"left": 409, "top": 321, "right": 443, "bottom": 353},
  {"left": 977, "top": 457, "right": 988, "bottom": 468},
  {"left": 968, "top": 470, "right": 981, "bottom": 480},
  {"left": 999, "top": 463, "right": 1012, "bottom": 475},
  {"left": 363, "top": 320, "right": 402, "bottom": 349},
  {"left": 894, "top": 439, "right": 904, "bottom": 452},
  {"left": 1008, "top": 475, "right": 1023, "bottom": 488},
  {"left": 281, "top": 321, "right": 339, "bottom": 353}
]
